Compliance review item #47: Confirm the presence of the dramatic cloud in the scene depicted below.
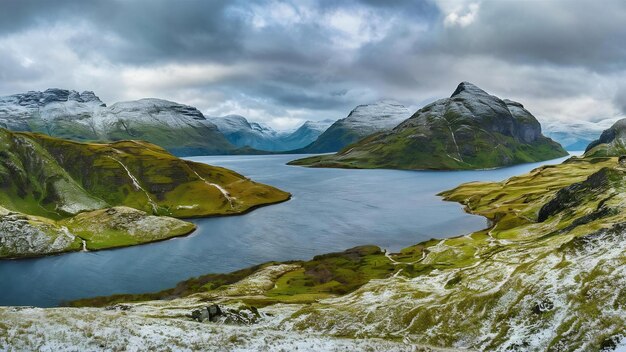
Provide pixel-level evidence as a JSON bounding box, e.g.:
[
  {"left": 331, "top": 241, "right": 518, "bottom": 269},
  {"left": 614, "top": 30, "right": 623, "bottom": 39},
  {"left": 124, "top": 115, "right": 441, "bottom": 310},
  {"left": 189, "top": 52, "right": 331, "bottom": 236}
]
[{"left": 0, "top": 0, "right": 624, "bottom": 129}]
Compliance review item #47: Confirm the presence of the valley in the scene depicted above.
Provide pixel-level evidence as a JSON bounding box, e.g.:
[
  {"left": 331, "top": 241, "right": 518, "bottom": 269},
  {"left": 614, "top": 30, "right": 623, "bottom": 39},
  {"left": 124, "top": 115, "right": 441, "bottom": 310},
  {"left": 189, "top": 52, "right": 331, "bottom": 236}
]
[{"left": 4, "top": 151, "right": 624, "bottom": 351}]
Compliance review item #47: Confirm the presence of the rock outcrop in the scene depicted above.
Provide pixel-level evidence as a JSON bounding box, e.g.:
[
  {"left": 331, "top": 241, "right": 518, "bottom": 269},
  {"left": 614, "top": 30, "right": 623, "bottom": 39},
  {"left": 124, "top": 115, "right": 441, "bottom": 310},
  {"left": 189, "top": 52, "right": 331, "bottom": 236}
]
[
  {"left": 584, "top": 118, "right": 626, "bottom": 157},
  {"left": 0, "top": 206, "right": 81, "bottom": 258}
]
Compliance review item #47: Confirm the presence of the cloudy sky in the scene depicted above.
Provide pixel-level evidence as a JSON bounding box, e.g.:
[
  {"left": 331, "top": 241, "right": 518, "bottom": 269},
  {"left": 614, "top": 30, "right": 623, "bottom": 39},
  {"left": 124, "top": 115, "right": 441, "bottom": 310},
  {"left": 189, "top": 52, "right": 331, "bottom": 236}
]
[{"left": 0, "top": 0, "right": 625, "bottom": 130}]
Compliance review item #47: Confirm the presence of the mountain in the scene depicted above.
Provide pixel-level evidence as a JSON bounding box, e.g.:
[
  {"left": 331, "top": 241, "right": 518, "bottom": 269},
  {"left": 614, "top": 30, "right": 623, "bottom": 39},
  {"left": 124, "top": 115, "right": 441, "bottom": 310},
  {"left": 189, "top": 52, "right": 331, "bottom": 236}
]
[
  {"left": 541, "top": 117, "right": 621, "bottom": 151},
  {"left": 584, "top": 118, "right": 626, "bottom": 157},
  {"left": 290, "top": 82, "right": 567, "bottom": 169},
  {"left": 8, "top": 155, "right": 626, "bottom": 351},
  {"left": 0, "top": 89, "right": 237, "bottom": 156},
  {"left": 278, "top": 119, "right": 335, "bottom": 150},
  {"left": 0, "top": 128, "right": 290, "bottom": 257},
  {"left": 211, "top": 115, "right": 334, "bottom": 151},
  {"left": 291, "top": 101, "right": 411, "bottom": 153}
]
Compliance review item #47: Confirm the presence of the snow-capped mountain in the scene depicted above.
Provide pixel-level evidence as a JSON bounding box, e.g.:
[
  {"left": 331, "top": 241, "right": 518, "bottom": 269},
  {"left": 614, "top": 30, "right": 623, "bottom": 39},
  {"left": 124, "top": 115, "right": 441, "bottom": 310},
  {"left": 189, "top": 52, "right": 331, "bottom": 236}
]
[
  {"left": 541, "top": 117, "right": 622, "bottom": 151},
  {"left": 0, "top": 89, "right": 236, "bottom": 156},
  {"left": 0, "top": 89, "right": 105, "bottom": 131},
  {"left": 294, "top": 100, "right": 412, "bottom": 153},
  {"left": 211, "top": 115, "right": 334, "bottom": 151},
  {"left": 341, "top": 100, "right": 411, "bottom": 132},
  {"left": 279, "top": 119, "right": 335, "bottom": 151}
]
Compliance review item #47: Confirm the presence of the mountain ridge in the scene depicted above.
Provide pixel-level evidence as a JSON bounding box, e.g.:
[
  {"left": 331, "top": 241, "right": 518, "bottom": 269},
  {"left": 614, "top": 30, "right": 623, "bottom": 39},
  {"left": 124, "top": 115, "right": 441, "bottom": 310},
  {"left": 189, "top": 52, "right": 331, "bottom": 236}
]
[
  {"left": 211, "top": 115, "right": 334, "bottom": 151},
  {"left": 0, "top": 89, "right": 238, "bottom": 156},
  {"left": 584, "top": 118, "right": 626, "bottom": 156},
  {"left": 290, "top": 100, "right": 411, "bottom": 153}
]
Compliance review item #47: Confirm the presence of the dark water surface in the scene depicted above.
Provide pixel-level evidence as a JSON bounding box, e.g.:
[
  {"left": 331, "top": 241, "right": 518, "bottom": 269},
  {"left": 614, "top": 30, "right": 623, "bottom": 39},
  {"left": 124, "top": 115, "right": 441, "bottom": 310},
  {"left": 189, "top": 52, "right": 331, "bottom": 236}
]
[{"left": 0, "top": 153, "right": 576, "bottom": 307}]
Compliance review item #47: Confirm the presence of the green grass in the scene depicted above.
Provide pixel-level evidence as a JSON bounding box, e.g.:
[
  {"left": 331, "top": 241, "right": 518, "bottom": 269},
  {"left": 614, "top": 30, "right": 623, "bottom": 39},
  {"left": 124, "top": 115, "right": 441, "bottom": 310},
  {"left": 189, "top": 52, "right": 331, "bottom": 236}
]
[
  {"left": 64, "top": 154, "right": 626, "bottom": 351},
  {"left": 0, "top": 128, "right": 290, "bottom": 258},
  {"left": 71, "top": 156, "right": 626, "bottom": 315}
]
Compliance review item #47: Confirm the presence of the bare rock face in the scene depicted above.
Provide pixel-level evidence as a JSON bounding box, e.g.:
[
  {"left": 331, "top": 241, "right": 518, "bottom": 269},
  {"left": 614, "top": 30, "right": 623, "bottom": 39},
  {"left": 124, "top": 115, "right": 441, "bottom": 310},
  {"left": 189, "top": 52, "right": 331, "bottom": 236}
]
[
  {"left": 62, "top": 206, "right": 196, "bottom": 248},
  {"left": 585, "top": 118, "right": 626, "bottom": 157},
  {"left": 0, "top": 208, "right": 79, "bottom": 258}
]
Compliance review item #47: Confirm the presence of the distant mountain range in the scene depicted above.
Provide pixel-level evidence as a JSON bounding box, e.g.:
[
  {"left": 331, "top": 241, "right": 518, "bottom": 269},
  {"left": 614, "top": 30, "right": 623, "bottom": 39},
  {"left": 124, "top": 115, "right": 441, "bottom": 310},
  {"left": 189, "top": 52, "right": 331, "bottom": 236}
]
[
  {"left": 541, "top": 117, "right": 622, "bottom": 151},
  {"left": 211, "top": 115, "right": 334, "bottom": 152},
  {"left": 290, "top": 82, "right": 567, "bottom": 170},
  {"left": 2, "top": 87, "right": 619, "bottom": 159},
  {"left": 0, "top": 89, "right": 336, "bottom": 155}
]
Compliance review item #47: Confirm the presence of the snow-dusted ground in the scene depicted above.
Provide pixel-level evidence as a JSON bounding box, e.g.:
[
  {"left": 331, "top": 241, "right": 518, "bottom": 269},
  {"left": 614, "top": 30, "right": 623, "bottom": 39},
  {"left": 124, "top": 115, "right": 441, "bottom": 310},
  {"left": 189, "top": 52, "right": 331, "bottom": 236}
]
[{"left": 0, "top": 263, "right": 444, "bottom": 352}]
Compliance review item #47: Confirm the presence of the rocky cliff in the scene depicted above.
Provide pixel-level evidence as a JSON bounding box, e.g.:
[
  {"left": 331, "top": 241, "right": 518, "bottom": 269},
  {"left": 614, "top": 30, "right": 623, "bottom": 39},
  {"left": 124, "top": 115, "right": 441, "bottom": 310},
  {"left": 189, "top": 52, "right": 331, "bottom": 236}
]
[{"left": 584, "top": 118, "right": 626, "bottom": 157}]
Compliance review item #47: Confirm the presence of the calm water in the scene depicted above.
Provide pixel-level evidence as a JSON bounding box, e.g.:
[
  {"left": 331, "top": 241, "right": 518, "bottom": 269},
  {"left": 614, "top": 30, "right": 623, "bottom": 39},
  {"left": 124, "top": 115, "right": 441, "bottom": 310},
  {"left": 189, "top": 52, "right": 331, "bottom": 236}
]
[{"left": 0, "top": 153, "right": 576, "bottom": 307}]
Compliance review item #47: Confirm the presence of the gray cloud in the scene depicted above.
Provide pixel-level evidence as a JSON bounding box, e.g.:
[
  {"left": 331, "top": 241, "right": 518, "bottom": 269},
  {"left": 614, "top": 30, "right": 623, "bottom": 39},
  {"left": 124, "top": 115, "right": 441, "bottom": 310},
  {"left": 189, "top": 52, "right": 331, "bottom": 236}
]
[
  {"left": 616, "top": 85, "right": 626, "bottom": 114},
  {"left": 0, "top": 0, "right": 624, "bottom": 129},
  {"left": 438, "top": 0, "right": 626, "bottom": 72}
]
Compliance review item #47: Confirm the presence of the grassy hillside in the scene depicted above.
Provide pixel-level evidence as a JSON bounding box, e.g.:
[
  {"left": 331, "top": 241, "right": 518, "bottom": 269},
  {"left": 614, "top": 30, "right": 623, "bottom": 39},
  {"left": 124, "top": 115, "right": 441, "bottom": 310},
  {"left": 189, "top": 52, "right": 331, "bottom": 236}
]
[
  {"left": 0, "top": 129, "right": 290, "bottom": 257},
  {"left": 291, "top": 124, "right": 367, "bottom": 154}
]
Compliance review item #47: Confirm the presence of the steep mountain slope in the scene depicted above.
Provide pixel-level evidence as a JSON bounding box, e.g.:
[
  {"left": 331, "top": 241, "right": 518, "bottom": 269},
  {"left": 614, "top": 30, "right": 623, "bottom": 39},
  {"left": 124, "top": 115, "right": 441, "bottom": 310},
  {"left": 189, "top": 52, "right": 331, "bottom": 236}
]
[
  {"left": 276, "top": 119, "right": 335, "bottom": 150},
  {"left": 0, "top": 89, "right": 237, "bottom": 156},
  {"left": 584, "top": 118, "right": 626, "bottom": 157},
  {"left": 542, "top": 117, "right": 621, "bottom": 151},
  {"left": 291, "top": 82, "right": 567, "bottom": 169},
  {"left": 211, "top": 115, "right": 281, "bottom": 151},
  {"left": 4, "top": 155, "right": 626, "bottom": 351},
  {"left": 292, "top": 101, "right": 411, "bottom": 153},
  {"left": 212, "top": 115, "right": 334, "bottom": 151},
  {"left": 0, "top": 128, "right": 290, "bottom": 257}
]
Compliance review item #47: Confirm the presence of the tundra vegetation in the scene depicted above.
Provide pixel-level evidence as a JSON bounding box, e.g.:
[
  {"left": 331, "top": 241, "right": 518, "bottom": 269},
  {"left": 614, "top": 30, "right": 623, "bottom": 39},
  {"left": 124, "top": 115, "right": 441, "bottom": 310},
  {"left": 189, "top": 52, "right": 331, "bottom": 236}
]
[{"left": 11, "top": 154, "right": 621, "bottom": 350}]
